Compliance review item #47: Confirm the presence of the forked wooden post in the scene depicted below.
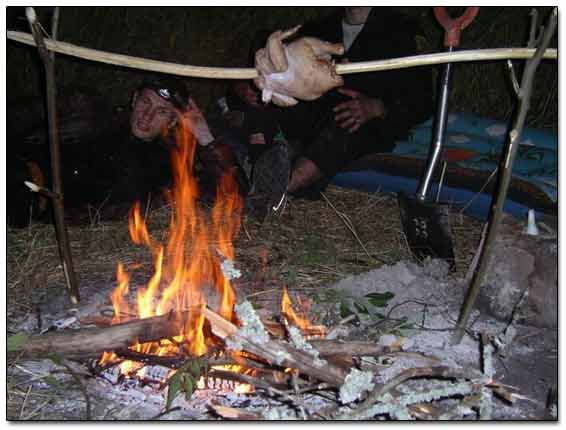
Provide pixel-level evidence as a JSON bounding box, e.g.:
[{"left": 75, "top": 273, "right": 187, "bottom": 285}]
[
  {"left": 452, "top": 8, "right": 557, "bottom": 344},
  {"left": 26, "top": 7, "right": 80, "bottom": 304}
]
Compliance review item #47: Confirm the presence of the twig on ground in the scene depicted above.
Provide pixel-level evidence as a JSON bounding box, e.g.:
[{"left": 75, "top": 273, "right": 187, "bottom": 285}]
[
  {"left": 208, "top": 402, "right": 261, "bottom": 420},
  {"left": 19, "top": 384, "right": 33, "bottom": 419},
  {"left": 150, "top": 406, "right": 182, "bottom": 420},
  {"left": 320, "top": 191, "right": 377, "bottom": 263},
  {"left": 57, "top": 359, "right": 92, "bottom": 420},
  {"left": 209, "top": 368, "right": 310, "bottom": 419},
  {"left": 336, "top": 366, "right": 485, "bottom": 420},
  {"left": 203, "top": 307, "right": 347, "bottom": 386}
]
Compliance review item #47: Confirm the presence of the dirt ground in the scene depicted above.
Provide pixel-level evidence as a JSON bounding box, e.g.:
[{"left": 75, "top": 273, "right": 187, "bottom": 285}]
[{"left": 5, "top": 185, "right": 558, "bottom": 421}]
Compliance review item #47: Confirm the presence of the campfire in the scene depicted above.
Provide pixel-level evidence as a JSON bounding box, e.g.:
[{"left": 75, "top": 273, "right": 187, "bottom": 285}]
[
  {"left": 9, "top": 111, "right": 529, "bottom": 421},
  {"left": 9, "top": 111, "right": 532, "bottom": 421},
  {"left": 93, "top": 113, "right": 330, "bottom": 399}
]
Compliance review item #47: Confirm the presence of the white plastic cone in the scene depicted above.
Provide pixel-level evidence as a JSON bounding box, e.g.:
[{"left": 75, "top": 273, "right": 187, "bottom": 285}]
[{"left": 524, "top": 209, "right": 539, "bottom": 236}]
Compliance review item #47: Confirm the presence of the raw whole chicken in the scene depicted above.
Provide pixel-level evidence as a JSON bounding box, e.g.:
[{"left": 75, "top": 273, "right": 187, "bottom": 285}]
[{"left": 254, "top": 26, "right": 344, "bottom": 107}]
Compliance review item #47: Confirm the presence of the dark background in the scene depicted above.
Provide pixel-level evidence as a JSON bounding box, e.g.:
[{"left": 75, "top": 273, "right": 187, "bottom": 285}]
[{"left": 6, "top": 6, "right": 558, "bottom": 130}]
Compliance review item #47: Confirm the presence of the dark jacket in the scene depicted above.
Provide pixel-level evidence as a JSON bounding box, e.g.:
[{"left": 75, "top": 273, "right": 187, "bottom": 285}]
[
  {"left": 300, "top": 7, "right": 433, "bottom": 138},
  {"left": 103, "top": 132, "right": 173, "bottom": 206}
]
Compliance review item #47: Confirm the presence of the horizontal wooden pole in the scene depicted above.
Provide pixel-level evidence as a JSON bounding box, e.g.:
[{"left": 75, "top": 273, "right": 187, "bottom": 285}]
[
  {"left": 8, "top": 30, "right": 557, "bottom": 80},
  {"left": 8, "top": 30, "right": 257, "bottom": 79},
  {"left": 336, "top": 47, "right": 557, "bottom": 75}
]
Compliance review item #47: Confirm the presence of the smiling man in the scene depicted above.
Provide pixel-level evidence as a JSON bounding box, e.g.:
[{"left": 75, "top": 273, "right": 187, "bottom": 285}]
[
  {"left": 110, "top": 76, "right": 247, "bottom": 211},
  {"left": 105, "top": 77, "right": 192, "bottom": 208},
  {"left": 130, "top": 85, "right": 182, "bottom": 142}
]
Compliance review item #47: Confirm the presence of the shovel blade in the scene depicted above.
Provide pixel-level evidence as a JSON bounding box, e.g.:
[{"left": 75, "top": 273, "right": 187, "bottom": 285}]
[{"left": 398, "top": 192, "right": 455, "bottom": 268}]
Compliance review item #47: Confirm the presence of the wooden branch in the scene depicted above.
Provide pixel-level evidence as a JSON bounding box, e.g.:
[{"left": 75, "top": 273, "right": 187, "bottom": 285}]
[
  {"left": 261, "top": 318, "right": 326, "bottom": 339},
  {"left": 8, "top": 30, "right": 256, "bottom": 79},
  {"left": 208, "top": 402, "right": 261, "bottom": 420},
  {"left": 26, "top": 7, "right": 80, "bottom": 305},
  {"left": 12, "top": 308, "right": 359, "bottom": 385},
  {"left": 203, "top": 308, "right": 346, "bottom": 386},
  {"left": 50, "top": 6, "right": 60, "bottom": 62},
  {"left": 209, "top": 368, "right": 288, "bottom": 391},
  {"left": 309, "top": 340, "right": 399, "bottom": 357},
  {"left": 336, "top": 365, "right": 485, "bottom": 420},
  {"left": 7, "top": 30, "right": 557, "bottom": 80},
  {"left": 336, "top": 48, "right": 557, "bottom": 75},
  {"left": 453, "top": 7, "right": 558, "bottom": 344},
  {"left": 24, "top": 181, "right": 62, "bottom": 200},
  {"left": 209, "top": 368, "right": 309, "bottom": 418},
  {"left": 11, "top": 311, "right": 189, "bottom": 358}
]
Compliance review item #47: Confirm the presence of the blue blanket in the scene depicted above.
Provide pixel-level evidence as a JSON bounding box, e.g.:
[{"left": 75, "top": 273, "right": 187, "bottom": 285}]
[
  {"left": 395, "top": 112, "right": 557, "bottom": 202},
  {"left": 332, "top": 112, "right": 557, "bottom": 221}
]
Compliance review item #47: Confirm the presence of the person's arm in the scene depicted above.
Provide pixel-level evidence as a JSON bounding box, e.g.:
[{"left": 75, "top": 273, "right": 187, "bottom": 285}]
[{"left": 184, "top": 98, "right": 215, "bottom": 146}]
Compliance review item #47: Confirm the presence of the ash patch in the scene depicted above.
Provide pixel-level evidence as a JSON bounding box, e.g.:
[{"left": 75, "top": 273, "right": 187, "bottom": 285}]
[{"left": 325, "top": 258, "right": 557, "bottom": 420}]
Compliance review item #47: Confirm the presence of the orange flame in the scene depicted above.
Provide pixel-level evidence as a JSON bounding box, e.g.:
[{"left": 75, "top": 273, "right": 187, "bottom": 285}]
[
  {"left": 281, "top": 287, "right": 314, "bottom": 332},
  {"left": 100, "top": 111, "right": 242, "bottom": 369},
  {"left": 128, "top": 201, "right": 152, "bottom": 246}
]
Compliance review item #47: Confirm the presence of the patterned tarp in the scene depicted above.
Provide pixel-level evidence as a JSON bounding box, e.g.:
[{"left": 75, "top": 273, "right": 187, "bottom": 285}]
[{"left": 394, "top": 112, "right": 557, "bottom": 202}]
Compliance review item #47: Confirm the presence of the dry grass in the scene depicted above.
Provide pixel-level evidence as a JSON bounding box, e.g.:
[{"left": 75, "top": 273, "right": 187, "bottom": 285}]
[{"left": 6, "top": 185, "right": 482, "bottom": 331}]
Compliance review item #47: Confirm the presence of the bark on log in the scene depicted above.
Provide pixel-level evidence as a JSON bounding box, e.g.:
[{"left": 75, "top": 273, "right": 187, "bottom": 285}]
[
  {"left": 13, "top": 311, "right": 188, "bottom": 359},
  {"left": 13, "top": 309, "right": 392, "bottom": 388},
  {"left": 202, "top": 308, "right": 347, "bottom": 386}
]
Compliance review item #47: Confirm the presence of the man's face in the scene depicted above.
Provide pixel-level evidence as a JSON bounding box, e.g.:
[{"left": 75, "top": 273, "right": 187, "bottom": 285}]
[{"left": 130, "top": 88, "right": 179, "bottom": 141}]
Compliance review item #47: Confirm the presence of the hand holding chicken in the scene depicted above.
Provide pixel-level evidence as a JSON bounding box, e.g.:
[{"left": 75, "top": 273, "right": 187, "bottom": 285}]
[{"left": 254, "top": 26, "right": 344, "bottom": 107}]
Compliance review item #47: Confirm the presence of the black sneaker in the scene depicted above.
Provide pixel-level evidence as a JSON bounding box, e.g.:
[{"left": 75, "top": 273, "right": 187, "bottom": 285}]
[{"left": 245, "top": 141, "right": 291, "bottom": 222}]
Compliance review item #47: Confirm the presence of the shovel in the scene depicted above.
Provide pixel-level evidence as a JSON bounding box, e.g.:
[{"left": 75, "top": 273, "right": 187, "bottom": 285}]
[{"left": 398, "top": 6, "right": 479, "bottom": 268}]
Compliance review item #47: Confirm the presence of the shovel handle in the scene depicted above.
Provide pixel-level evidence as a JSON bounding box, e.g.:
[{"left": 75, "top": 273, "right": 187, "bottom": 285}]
[{"left": 434, "top": 6, "right": 479, "bottom": 48}]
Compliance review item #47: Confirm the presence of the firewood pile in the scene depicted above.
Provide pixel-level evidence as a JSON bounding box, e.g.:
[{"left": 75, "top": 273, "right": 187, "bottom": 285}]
[{"left": 9, "top": 292, "right": 528, "bottom": 421}]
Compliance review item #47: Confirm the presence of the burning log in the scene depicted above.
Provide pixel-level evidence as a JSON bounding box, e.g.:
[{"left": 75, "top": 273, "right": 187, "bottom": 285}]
[
  {"left": 202, "top": 307, "right": 347, "bottom": 386},
  {"left": 261, "top": 319, "right": 326, "bottom": 339},
  {"left": 12, "top": 306, "right": 398, "bottom": 379},
  {"left": 10, "top": 310, "right": 191, "bottom": 359}
]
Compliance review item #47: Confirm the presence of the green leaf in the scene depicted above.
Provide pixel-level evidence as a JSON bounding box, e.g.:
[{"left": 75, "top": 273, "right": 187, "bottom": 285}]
[
  {"left": 44, "top": 375, "right": 59, "bottom": 386},
  {"left": 166, "top": 371, "right": 182, "bottom": 411},
  {"left": 184, "top": 375, "right": 195, "bottom": 401},
  {"left": 365, "top": 292, "right": 395, "bottom": 308},
  {"left": 354, "top": 302, "right": 369, "bottom": 315},
  {"left": 7, "top": 332, "right": 28, "bottom": 352},
  {"left": 189, "top": 361, "right": 202, "bottom": 377},
  {"left": 340, "top": 302, "right": 353, "bottom": 319},
  {"left": 47, "top": 353, "right": 63, "bottom": 365}
]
